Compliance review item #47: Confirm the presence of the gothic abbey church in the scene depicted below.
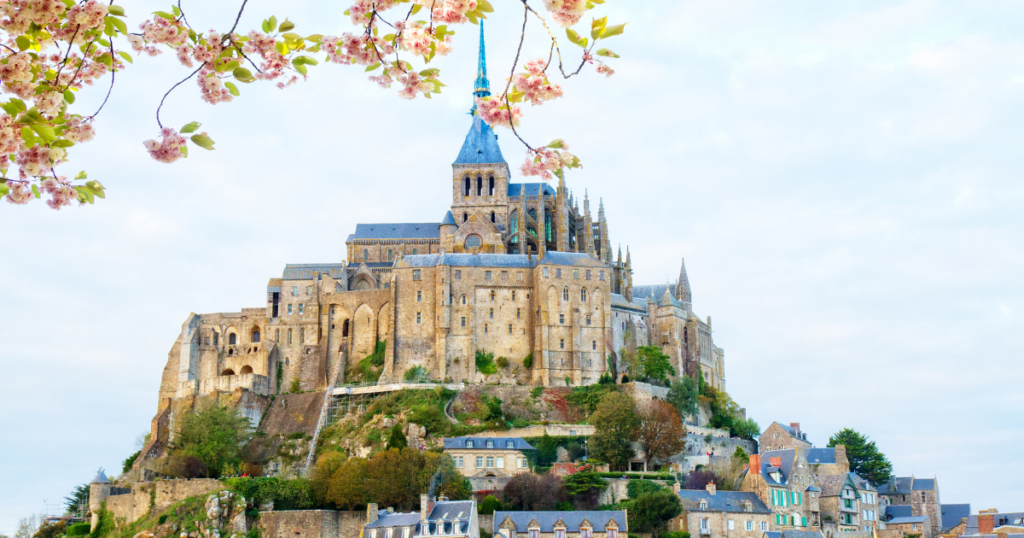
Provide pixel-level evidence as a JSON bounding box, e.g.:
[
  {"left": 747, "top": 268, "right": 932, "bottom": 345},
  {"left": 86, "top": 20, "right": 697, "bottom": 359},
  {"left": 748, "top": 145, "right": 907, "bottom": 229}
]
[{"left": 152, "top": 28, "right": 726, "bottom": 422}]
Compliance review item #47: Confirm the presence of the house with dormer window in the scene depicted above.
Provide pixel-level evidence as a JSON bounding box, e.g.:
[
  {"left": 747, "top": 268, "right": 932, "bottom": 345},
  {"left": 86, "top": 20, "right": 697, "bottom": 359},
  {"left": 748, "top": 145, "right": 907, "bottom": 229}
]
[
  {"left": 671, "top": 482, "right": 772, "bottom": 538},
  {"left": 741, "top": 450, "right": 821, "bottom": 531},
  {"left": 818, "top": 473, "right": 879, "bottom": 536},
  {"left": 444, "top": 437, "right": 535, "bottom": 479},
  {"left": 493, "top": 510, "right": 627, "bottom": 538},
  {"left": 363, "top": 494, "right": 480, "bottom": 538}
]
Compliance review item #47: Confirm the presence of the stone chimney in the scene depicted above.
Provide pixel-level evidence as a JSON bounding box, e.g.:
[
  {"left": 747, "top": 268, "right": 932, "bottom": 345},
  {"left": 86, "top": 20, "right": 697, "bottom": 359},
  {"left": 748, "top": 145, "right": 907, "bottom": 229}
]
[
  {"left": 438, "top": 495, "right": 449, "bottom": 502},
  {"left": 421, "top": 494, "right": 435, "bottom": 522},
  {"left": 979, "top": 511, "right": 997, "bottom": 534},
  {"left": 749, "top": 454, "right": 761, "bottom": 476},
  {"left": 790, "top": 423, "right": 800, "bottom": 434},
  {"left": 835, "top": 445, "right": 848, "bottom": 466},
  {"left": 367, "top": 503, "right": 379, "bottom": 525},
  {"left": 706, "top": 482, "right": 717, "bottom": 496}
]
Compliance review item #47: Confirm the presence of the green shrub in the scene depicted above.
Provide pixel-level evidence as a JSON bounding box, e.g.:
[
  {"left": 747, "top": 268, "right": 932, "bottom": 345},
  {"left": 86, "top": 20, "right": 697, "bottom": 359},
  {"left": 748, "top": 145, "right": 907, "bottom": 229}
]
[
  {"left": 496, "top": 356, "right": 510, "bottom": 369},
  {"left": 627, "top": 479, "right": 666, "bottom": 499},
  {"left": 369, "top": 340, "right": 387, "bottom": 366},
  {"left": 289, "top": 379, "right": 300, "bottom": 393},
  {"left": 403, "top": 365, "right": 429, "bottom": 382},
  {"left": 276, "top": 361, "right": 283, "bottom": 393},
  {"left": 167, "top": 402, "right": 252, "bottom": 478},
  {"left": 475, "top": 350, "right": 498, "bottom": 375},
  {"left": 530, "top": 386, "right": 544, "bottom": 399},
  {"left": 122, "top": 449, "right": 141, "bottom": 473},
  {"left": 479, "top": 494, "right": 501, "bottom": 515},
  {"left": 66, "top": 522, "right": 90, "bottom": 536},
  {"left": 523, "top": 353, "right": 533, "bottom": 369},
  {"left": 225, "top": 477, "right": 319, "bottom": 510},
  {"left": 661, "top": 532, "right": 691, "bottom": 538}
]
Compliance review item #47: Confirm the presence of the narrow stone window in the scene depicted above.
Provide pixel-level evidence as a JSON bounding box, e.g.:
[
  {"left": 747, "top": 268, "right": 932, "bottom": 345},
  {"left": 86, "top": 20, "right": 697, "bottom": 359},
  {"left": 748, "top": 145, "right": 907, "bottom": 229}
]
[
  {"left": 306, "top": 285, "right": 312, "bottom": 295},
  {"left": 455, "top": 270, "right": 462, "bottom": 280},
  {"left": 463, "top": 212, "right": 468, "bottom": 223},
  {"left": 586, "top": 270, "right": 591, "bottom": 280},
  {"left": 490, "top": 290, "right": 496, "bottom": 301},
  {"left": 228, "top": 332, "right": 237, "bottom": 345},
  {"left": 573, "top": 269, "right": 579, "bottom": 279},
  {"left": 509, "top": 324, "right": 513, "bottom": 334},
  {"left": 543, "top": 267, "right": 549, "bottom": 278},
  {"left": 298, "top": 303, "right": 304, "bottom": 315},
  {"left": 485, "top": 270, "right": 492, "bottom": 281},
  {"left": 501, "top": 271, "right": 508, "bottom": 281},
  {"left": 477, "top": 176, "right": 483, "bottom": 196},
  {"left": 417, "top": 291, "right": 422, "bottom": 302},
  {"left": 413, "top": 269, "right": 421, "bottom": 281},
  {"left": 517, "top": 271, "right": 523, "bottom": 282},
  {"left": 413, "top": 248, "right": 417, "bottom": 255},
  {"left": 388, "top": 249, "right": 393, "bottom": 261},
  {"left": 586, "top": 315, "right": 591, "bottom": 326},
  {"left": 489, "top": 176, "right": 495, "bottom": 196},
  {"left": 461, "top": 317, "right": 466, "bottom": 327},
  {"left": 417, "top": 312, "right": 421, "bottom": 324},
  {"left": 560, "top": 339, "right": 564, "bottom": 349},
  {"left": 287, "top": 328, "right": 293, "bottom": 344},
  {"left": 556, "top": 268, "right": 562, "bottom": 278},
  {"left": 512, "top": 290, "right": 516, "bottom": 300},
  {"left": 464, "top": 176, "right": 471, "bottom": 196},
  {"left": 517, "top": 308, "right": 521, "bottom": 319},
  {"left": 251, "top": 328, "right": 261, "bottom": 343},
  {"left": 559, "top": 313, "right": 565, "bottom": 324},
  {"left": 491, "top": 211, "right": 496, "bottom": 223},
  {"left": 489, "top": 308, "right": 494, "bottom": 319},
  {"left": 592, "top": 341, "right": 597, "bottom": 350},
  {"left": 600, "top": 270, "right": 605, "bottom": 281},
  {"left": 275, "top": 329, "right": 279, "bottom": 341},
  {"left": 563, "top": 288, "right": 569, "bottom": 301},
  {"left": 484, "top": 324, "right": 488, "bottom": 334},
  {"left": 300, "top": 328, "right": 305, "bottom": 343},
  {"left": 213, "top": 332, "right": 219, "bottom": 345}
]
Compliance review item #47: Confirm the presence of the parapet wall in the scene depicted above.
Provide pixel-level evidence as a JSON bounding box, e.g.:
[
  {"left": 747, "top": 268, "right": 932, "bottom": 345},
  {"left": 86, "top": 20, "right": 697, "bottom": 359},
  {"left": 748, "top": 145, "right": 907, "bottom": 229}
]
[
  {"left": 105, "top": 478, "right": 224, "bottom": 525},
  {"left": 257, "top": 510, "right": 366, "bottom": 538}
]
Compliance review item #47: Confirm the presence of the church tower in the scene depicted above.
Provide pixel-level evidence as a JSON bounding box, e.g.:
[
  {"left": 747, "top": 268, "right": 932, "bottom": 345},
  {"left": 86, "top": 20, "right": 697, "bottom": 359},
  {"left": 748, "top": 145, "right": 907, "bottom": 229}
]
[
  {"left": 447, "top": 21, "right": 509, "bottom": 253},
  {"left": 676, "top": 258, "right": 692, "bottom": 304}
]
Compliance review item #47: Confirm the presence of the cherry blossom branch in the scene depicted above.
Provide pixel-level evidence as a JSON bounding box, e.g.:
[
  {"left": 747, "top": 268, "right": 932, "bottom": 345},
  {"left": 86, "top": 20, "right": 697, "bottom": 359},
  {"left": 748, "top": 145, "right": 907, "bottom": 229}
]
[
  {"left": 89, "top": 42, "right": 117, "bottom": 119},
  {"left": 155, "top": 63, "right": 206, "bottom": 129},
  {"left": 503, "top": 2, "right": 534, "bottom": 152}
]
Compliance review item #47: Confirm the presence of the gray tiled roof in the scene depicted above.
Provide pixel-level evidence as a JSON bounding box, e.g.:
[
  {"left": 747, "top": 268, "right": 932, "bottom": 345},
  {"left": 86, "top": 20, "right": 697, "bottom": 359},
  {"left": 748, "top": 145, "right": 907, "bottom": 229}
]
[
  {"left": 282, "top": 264, "right": 347, "bottom": 280},
  {"left": 507, "top": 183, "right": 557, "bottom": 197},
  {"left": 539, "top": 251, "right": 607, "bottom": 267},
  {"left": 610, "top": 293, "right": 646, "bottom": 312},
  {"left": 441, "top": 211, "right": 457, "bottom": 226},
  {"left": 965, "top": 513, "right": 1024, "bottom": 534},
  {"left": 365, "top": 511, "right": 422, "bottom": 529},
  {"left": 849, "top": 473, "right": 875, "bottom": 492},
  {"left": 428, "top": 500, "right": 476, "bottom": 521},
  {"left": 818, "top": 474, "right": 852, "bottom": 497},
  {"left": 632, "top": 285, "right": 688, "bottom": 308},
  {"left": 444, "top": 437, "right": 535, "bottom": 450},
  {"left": 676, "top": 490, "right": 771, "bottom": 514},
  {"left": 888, "top": 516, "right": 932, "bottom": 525},
  {"left": 455, "top": 115, "right": 506, "bottom": 164},
  {"left": 878, "top": 477, "right": 914, "bottom": 495},
  {"left": 913, "top": 478, "right": 936, "bottom": 491},
  {"left": 400, "top": 253, "right": 537, "bottom": 268},
  {"left": 805, "top": 448, "right": 836, "bottom": 465},
  {"left": 492, "top": 511, "right": 627, "bottom": 533},
  {"left": 366, "top": 500, "right": 476, "bottom": 535},
  {"left": 941, "top": 504, "right": 971, "bottom": 531},
  {"left": 351, "top": 223, "right": 441, "bottom": 240},
  {"left": 761, "top": 449, "right": 796, "bottom": 485}
]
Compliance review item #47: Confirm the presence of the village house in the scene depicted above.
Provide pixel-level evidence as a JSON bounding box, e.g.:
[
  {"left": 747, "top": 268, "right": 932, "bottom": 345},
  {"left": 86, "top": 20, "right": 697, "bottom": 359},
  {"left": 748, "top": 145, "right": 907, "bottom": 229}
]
[
  {"left": 742, "top": 451, "right": 822, "bottom": 530},
  {"left": 443, "top": 437, "right": 535, "bottom": 478},
  {"left": 939, "top": 504, "right": 971, "bottom": 535},
  {"left": 492, "top": 510, "right": 627, "bottom": 538},
  {"left": 363, "top": 495, "right": 480, "bottom": 538},
  {"left": 881, "top": 506, "right": 933, "bottom": 538},
  {"left": 819, "top": 473, "right": 875, "bottom": 535},
  {"left": 961, "top": 509, "right": 1024, "bottom": 536},
  {"left": 878, "top": 477, "right": 942, "bottom": 536},
  {"left": 670, "top": 482, "right": 773, "bottom": 538},
  {"left": 804, "top": 447, "right": 850, "bottom": 477},
  {"left": 760, "top": 423, "right": 812, "bottom": 453}
]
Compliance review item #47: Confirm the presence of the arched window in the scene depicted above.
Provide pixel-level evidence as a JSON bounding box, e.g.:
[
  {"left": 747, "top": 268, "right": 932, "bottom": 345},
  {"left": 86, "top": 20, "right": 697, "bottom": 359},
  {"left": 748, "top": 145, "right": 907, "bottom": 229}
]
[
  {"left": 563, "top": 288, "right": 570, "bottom": 301},
  {"left": 251, "top": 328, "right": 261, "bottom": 343},
  {"left": 342, "top": 319, "right": 349, "bottom": 337},
  {"left": 363, "top": 249, "right": 369, "bottom": 262},
  {"left": 228, "top": 332, "right": 237, "bottom": 345},
  {"left": 300, "top": 327, "right": 305, "bottom": 344},
  {"left": 240, "top": 365, "right": 253, "bottom": 375},
  {"left": 488, "top": 177, "right": 494, "bottom": 196},
  {"left": 476, "top": 176, "right": 483, "bottom": 196},
  {"left": 461, "top": 295, "right": 467, "bottom": 305},
  {"left": 463, "top": 212, "right": 468, "bottom": 223},
  {"left": 581, "top": 288, "right": 588, "bottom": 302},
  {"left": 490, "top": 211, "right": 495, "bottom": 223},
  {"left": 388, "top": 249, "right": 393, "bottom": 261},
  {"left": 213, "top": 332, "right": 219, "bottom": 345},
  {"left": 510, "top": 211, "right": 519, "bottom": 234},
  {"left": 221, "top": 369, "right": 235, "bottom": 376},
  {"left": 464, "top": 177, "right": 471, "bottom": 196},
  {"left": 413, "top": 248, "right": 417, "bottom": 255}
]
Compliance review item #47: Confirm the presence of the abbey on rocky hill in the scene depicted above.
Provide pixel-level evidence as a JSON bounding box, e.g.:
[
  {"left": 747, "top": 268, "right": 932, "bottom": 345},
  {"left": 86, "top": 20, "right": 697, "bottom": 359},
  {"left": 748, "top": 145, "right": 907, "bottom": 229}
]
[{"left": 153, "top": 25, "right": 726, "bottom": 422}]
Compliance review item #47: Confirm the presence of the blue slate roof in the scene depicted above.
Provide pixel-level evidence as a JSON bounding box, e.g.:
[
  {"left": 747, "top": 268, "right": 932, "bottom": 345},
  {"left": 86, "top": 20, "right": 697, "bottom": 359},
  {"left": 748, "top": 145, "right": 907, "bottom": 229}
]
[
  {"left": 966, "top": 513, "right": 1024, "bottom": 534},
  {"left": 676, "top": 490, "right": 771, "bottom": 514},
  {"left": 493, "top": 511, "right": 627, "bottom": 533},
  {"left": 441, "top": 211, "right": 457, "bottom": 226},
  {"left": 878, "top": 477, "right": 914, "bottom": 495},
  {"left": 760, "top": 449, "right": 797, "bottom": 485},
  {"left": 366, "top": 500, "right": 476, "bottom": 535},
  {"left": 805, "top": 448, "right": 836, "bottom": 465},
  {"left": 455, "top": 115, "right": 506, "bottom": 164},
  {"left": 849, "top": 472, "right": 876, "bottom": 492},
  {"left": 885, "top": 506, "right": 914, "bottom": 519},
  {"left": 632, "top": 284, "right": 689, "bottom": 308},
  {"left": 400, "top": 253, "right": 537, "bottom": 268},
  {"left": 539, "top": 251, "right": 607, "bottom": 267},
  {"left": 366, "top": 511, "right": 422, "bottom": 529},
  {"left": 507, "top": 183, "right": 557, "bottom": 197},
  {"left": 282, "top": 264, "right": 347, "bottom": 280},
  {"left": 351, "top": 223, "right": 441, "bottom": 240},
  {"left": 444, "top": 437, "right": 535, "bottom": 450},
  {"left": 942, "top": 504, "right": 971, "bottom": 531},
  {"left": 913, "top": 478, "right": 936, "bottom": 491}
]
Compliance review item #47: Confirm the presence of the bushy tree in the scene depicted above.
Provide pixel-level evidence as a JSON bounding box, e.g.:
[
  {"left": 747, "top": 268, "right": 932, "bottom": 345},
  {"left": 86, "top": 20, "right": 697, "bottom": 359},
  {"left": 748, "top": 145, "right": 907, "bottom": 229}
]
[
  {"left": 365, "top": 447, "right": 425, "bottom": 510},
  {"left": 590, "top": 391, "right": 639, "bottom": 471},
  {"left": 562, "top": 470, "right": 607, "bottom": 509},
  {"left": 625, "top": 490, "right": 682, "bottom": 537},
  {"left": 627, "top": 479, "right": 666, "bottom": 499},
  {"left": 386, "top": 423, "right": 408, "bottom": 450},
  {"left": 828, "top": 428, "right": 893, "bottom": 486},
  {"left": 62, "top": 483, "right": 89, "bottom": 515},
  {"left": 168, "top": 402, "right": 252, "bottom": 478},
  {"left": 326, "top": 457, "right": 368, "bottom": 510},
  {"left": 418, "top": 452, "right": 472, "bottom": 501},
  {"left": 635, "top": 400, "right": 687, "bottom": 467},
  {"left": 31, "top": 521, "right": 65, "bottom": 538},
  {"left": 636, "top": 346, "right": 676, "bottom": 383},
  {"left": 501, "top": 473, "right": 567, "bottom": 510},
  {"left": 684, "top": 469, "right": 722, "bottom": 491},
  {"left": 310, "top": 451, "right": 347, "bottom": 507},
  {"left": 479, "top": 495, "right": 502, "bottom": 515},
  {"left": 667, "top": 375, "right": 699, "bottom": 418}
]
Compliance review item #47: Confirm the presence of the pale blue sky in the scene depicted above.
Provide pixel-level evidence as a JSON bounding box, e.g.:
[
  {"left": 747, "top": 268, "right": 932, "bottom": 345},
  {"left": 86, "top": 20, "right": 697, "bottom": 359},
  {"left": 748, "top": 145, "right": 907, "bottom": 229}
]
[{"left": 2, "top": 0, "right": 1022, "bottom": 532}]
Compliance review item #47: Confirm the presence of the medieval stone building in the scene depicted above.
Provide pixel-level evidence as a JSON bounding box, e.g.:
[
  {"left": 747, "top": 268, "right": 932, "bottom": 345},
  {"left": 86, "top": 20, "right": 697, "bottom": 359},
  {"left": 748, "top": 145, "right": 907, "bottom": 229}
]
[{"left": 149, "top": 25, "right": 727, "bottom": 429}]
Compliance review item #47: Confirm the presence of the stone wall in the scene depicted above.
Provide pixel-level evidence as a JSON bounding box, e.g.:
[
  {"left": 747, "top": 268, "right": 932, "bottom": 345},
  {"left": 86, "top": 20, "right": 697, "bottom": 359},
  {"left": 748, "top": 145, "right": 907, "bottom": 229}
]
[
  {"left": 257, "top": 510, "right": 368, "bottom": 538},
  {"left": 105, "top": 479, "right": 224, "bottom": 525},
  {"left": 469, "top": 476, "right": 512, "bottom": 494},
  {"left": 596, "top": 478, "right": 670, "bottom": 505},
  {"left": 479, "top": 514, "right": 495, "bottom": 535},
  {"left": 466, "top": 423, "right": 595, "bottom": 438}
]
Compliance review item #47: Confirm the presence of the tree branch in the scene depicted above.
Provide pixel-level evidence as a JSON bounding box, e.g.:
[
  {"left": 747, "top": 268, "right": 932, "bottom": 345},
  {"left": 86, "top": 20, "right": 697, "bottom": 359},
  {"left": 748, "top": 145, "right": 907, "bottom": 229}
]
[{"left": 156, "top": 63, "right": 206, "bottom": 129}]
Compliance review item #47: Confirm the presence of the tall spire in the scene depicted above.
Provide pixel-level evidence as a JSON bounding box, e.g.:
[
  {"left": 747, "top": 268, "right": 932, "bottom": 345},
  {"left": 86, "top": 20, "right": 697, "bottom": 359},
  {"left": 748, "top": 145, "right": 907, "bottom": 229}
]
[
  {"left": 473, "top": 21, "right": 490, "bottom": 104},
  {"left": 676, "top": 258, "right": 692, "bottom": 303}
]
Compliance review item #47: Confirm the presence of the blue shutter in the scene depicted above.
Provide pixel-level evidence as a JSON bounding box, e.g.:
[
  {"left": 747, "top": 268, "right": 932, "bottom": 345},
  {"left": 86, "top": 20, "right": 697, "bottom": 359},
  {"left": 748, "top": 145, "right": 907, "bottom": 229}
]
[{"left": 802, "top": 517, "right": 808, "bottom": 527}]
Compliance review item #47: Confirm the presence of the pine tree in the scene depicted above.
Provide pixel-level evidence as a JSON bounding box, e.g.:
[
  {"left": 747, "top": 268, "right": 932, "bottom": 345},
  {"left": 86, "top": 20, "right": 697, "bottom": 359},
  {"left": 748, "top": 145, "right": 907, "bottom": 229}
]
[
  {"left": 386, "top": 423, "right": 408, "bottom": 451},
  {"left": 828, "top": 428, "right": 893, "bottom": 486}
]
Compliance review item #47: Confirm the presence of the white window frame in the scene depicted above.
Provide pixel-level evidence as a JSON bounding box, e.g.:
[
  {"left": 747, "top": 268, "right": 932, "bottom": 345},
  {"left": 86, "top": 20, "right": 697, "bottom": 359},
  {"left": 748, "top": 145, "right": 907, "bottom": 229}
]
[
  {"left": 496, "top": 456, "right": 504, "bottom": 468},
  {"left": 476, "top": 456, "right": 483, "bottom": 468},
  {"left": 728, "top": 520, "right": 735, "bottom": 530}
]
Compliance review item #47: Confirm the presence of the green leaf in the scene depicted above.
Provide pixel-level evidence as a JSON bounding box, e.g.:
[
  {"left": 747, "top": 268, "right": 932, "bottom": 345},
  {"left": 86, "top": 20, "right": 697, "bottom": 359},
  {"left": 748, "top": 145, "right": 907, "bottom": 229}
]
[
  {"left": 31, "top": 184, "right": 40, "bottom": 198},
  {"left": 419, "top": 68, "right": 440, "bottom": 77},
  {"left": 171, "top": 5, "right": 180, "bottom": 16},
  {"left": 108, "top": 4, "right": 125, "bottom": 16},
  {"left": 566, "top": 28, "right": 581, "bottom": 45},
  {"left": 51, "top": 139, "right": 74, "bottom": 148},
  {"left": 0, "top": 103, "right": 18, "bottom": 116},
  {"left": 232, "top": 67, "right": 253, "bottom": 81},
  {"left": 591, "top": 16, "right": 608, "bottom": 40},
  {"left": 119, "top": 50, "right": 133, "bottom": 64},
  {"left": 267, "top": 15, "right": 278, "bottom": 33},
  {"left": 305, "top": 34, "right": 323, "bottom": 43},
  {"left": 547, "top": 139, "right": 564, "bottom": 149},
  {"left": 180, "top": 144, "right": 187, "bottom": 158},
  {"left": 278, "top": 19, "right": 295, "bottom": 32},
  {"left": 595, "top": 48, "right": 619, "bottom": 58},
  {"left": 110, "top": 17, "right": 128, "bottom": 35},
  {"left": 75, "top": 186, "right": 94, "bottom": 204},
  {"left": 180, "top": 121, "right": 201, "bottom": 134},
  {"left": 75, "top": 170, "right": 87, "bottom": 180},
  {"left": 262, "top": 18, "right": 272, "bottom": 33},
  {"left": 600, "top": 23, "right": 626, "bottom": 39},
  {"left": 293, "top": 55, "right": 318, "bottom": 66},
  {"left": 153, "top": 10, "right": 175, "bottom": 20},
  {"left": 411, "top": 4, "right": 422, "bottom": 14},
  {"left": 29, "top": 123, "right": 56, "bottom": 142},
  {"left": 477, "top": 0, "right": 494, "bottom": 13},
  {"left": 62, "top": 90, "right": 75, "bottom": 104},
  {"left": 10, "top": 99, "right": 26, "bottom": 112},
  {"left": 15, "top": 36, "right": 31, "bottom": 51},
  {"left": 190, "top": 133, "right": 215, "bottom": 150},
  {"left": 294, "top": 63, "right": 307, "bottom": 75},
  {"left": 365, "top": 62, "right": 381, "bottom": 72},
  {"left": 224, "top": 81, "right": 239, "bottom": 97},
  {"left": 0, "top": 183, "right": 8, "bottom": 197}
]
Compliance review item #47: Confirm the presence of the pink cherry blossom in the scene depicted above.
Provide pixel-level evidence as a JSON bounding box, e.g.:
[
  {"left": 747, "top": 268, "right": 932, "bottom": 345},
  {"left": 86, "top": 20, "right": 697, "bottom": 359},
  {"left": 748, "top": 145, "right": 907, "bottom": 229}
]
[
  {"left": 476, "top": 96, "right": 523, "bottom": 129},
  {"left": 542, "top": 0, "right": 587, "bottom": 27},
  {"left": 143, "top": 128, "right": 187, "bottom": 164}
]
